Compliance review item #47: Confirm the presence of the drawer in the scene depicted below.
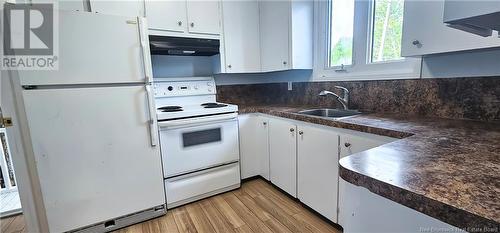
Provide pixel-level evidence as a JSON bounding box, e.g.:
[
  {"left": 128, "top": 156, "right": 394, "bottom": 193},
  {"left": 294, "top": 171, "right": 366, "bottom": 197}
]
[{"left": 165, "top": 163, "right": 241, "bottom": 208}]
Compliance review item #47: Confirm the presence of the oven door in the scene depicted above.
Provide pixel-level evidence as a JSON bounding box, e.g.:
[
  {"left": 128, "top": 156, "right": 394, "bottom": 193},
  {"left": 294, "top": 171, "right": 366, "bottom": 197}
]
[{"left": 158, "top": 113, "right": 240, "bottom": 178}]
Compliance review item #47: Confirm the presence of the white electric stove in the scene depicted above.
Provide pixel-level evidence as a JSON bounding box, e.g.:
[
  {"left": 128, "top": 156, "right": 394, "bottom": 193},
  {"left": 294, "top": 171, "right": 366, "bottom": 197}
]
[{"left": 154, "top": 77, "right": 241, "bottom": 208}]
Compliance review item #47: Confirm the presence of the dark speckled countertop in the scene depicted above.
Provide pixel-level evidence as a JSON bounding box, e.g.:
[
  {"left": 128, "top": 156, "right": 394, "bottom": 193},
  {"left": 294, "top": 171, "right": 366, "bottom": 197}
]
[{"left": 239, "top": 105, "right": 500, "bottom": 231}]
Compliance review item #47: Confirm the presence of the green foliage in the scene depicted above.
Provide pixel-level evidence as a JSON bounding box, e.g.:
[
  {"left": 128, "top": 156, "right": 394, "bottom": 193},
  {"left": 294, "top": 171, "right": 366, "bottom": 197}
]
[
  {"left": 330, "top": 37, "right": 353, "bottom": 66},
  {"left": 372, "top": 0, "right": 404, "bottom": 62}
]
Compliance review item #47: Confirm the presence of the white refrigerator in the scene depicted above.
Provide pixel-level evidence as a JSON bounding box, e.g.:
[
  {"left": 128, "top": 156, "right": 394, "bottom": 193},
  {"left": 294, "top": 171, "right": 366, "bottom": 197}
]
[{"left": 13, "top": 11, "right": 165, "bottom": 232}]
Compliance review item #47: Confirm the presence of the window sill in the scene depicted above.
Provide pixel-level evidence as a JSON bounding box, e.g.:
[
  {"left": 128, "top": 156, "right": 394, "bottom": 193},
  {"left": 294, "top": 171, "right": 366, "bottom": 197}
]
[{"left": 313, "top": 67, "right": 421, "bottom": 81}]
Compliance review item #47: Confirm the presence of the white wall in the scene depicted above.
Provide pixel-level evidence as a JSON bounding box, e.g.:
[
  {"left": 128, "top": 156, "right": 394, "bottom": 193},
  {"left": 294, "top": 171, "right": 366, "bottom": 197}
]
[
  {"left": 214, "top": 70, "right": 313, "bottom": 85},
  {"left": 421, "top": 49, "right": 500, "bottom": 79},
  {"left": 152, "top": 55, "right": 219, "bottom": 78},
  {"left": 210, "top": 48, "right": 500, "bottom": 85}
]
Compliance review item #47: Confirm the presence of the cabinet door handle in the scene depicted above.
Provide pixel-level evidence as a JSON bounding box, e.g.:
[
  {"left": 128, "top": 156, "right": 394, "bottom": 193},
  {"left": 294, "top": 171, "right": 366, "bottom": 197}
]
[
  {"left": 263, "top": 122, "right": 267, "bottom": 126},
  {"left": 289, "top": 128, "right": 295, "bottom": 132},
  {"left": 344, "top": 142, "right": 351, "bottom": 147},
  {"left": 298, "top": 131, "right": 303, "bottom": 135},
  {"left": 283, "top": 61, "right": 287, "bottom": 65},
  {"left": 190, "top": 22, "right": 195, "bottom": 27},
  {"left": 178, "top": 21, "right": 182, "bottom": 26},
  {"left": 412, "top": 40, "right": 422, "bottom": 48},
  {"left": 227, "top": 64, "right": 232, "bottom": 68}
]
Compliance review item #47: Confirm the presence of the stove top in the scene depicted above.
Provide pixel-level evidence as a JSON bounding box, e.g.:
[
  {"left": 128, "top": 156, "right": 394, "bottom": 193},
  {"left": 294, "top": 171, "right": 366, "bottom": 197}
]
[
  {"left": 153, "top": 77, "right": 238, "bottom": 121},
  {"left": 158, "top": 106, "right": 183, "bottom": 112},
  {"left": 156, "top": 102, "right": 238, "bottom": 121}
]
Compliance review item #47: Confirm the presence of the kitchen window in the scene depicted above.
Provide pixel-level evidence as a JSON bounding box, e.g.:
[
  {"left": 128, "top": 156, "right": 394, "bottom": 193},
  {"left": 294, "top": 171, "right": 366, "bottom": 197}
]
[
  {"left": 369, "top": 0, "right": 405, "bottom": 63},
  {"left": 314, "top": 0, "right": 421, "bottom": 80},
  {"left": 328, "top": 0, "right": 355, "bottom": 67}
]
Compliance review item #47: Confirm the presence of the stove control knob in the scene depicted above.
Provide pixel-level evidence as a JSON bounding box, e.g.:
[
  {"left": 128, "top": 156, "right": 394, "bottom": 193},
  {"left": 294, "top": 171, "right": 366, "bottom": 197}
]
[
  {"left": 167, "top": 86, "right": 174, "bottom": 91},
  {"left": 194, "top": 85, "right": 199, "bottom": 90},
  {"left": 208, "top": 88, "right": 213, "bottom": 92},
  {"left": 207, "top": 82, "right": 213, "bottom": 87}
]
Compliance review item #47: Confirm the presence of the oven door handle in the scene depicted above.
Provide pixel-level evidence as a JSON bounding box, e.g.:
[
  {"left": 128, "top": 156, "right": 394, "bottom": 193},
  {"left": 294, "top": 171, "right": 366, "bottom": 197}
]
[{"left": 158, "top": 113, "right": 238, "bottom": 129}]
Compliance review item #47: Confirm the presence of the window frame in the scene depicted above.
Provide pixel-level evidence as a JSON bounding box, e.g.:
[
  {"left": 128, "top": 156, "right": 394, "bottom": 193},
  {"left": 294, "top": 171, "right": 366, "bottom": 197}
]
[
  {"left": 313, "top": 0, "right": 422, "bottom": 81},
  {"left": 326, "top": 0, "right": 355, "bottom": 69}
]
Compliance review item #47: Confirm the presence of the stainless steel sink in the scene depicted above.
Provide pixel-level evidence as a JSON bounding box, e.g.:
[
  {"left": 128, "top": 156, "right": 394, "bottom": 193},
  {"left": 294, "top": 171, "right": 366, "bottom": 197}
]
[{"left": 298, "top": 109, "right": 362, "bottom": 118}]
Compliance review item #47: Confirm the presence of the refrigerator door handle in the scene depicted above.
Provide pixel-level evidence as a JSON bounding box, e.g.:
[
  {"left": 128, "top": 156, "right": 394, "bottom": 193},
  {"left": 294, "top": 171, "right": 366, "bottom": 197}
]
[
  {"left": 138, "top": 17, "right": 153, "bottom": 84},
  {"left": 145, "top": 85, "right": 158, "bottom": 147}
]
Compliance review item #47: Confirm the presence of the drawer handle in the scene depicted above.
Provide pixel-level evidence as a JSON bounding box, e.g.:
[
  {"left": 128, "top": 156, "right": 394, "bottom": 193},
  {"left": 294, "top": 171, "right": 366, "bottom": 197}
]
[
  {"left": 290, "top": 128, "right": 295, "bottom": 132},
  {"left": 344, "top": 142, "right": 351, "bottom": 147}
]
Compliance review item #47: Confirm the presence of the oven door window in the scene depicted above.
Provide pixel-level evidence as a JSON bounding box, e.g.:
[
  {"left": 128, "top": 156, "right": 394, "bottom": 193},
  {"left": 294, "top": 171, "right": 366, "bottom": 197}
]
[{"left": 182, "top": 128, "right": 221, "bottom": 147}]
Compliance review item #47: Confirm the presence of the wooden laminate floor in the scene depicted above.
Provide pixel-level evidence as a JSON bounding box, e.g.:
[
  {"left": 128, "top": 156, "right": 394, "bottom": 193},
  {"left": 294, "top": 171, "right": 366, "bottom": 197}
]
[
  {"left": 0, "top": 179, "right": 341, "bottom": 233},
  {"left": 0, "top": 214, "right": 26, "bottom": 233}
]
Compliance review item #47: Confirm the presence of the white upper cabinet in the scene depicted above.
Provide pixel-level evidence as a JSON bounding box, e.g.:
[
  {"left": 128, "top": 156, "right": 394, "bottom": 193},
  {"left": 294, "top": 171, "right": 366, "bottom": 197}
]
[
  {"left": 401, "top": 0, "right": 500, "bottom": 57},
  {"left": 90, "top": 0, "right": 144, "bottom": 17},
  {"left": 31, "top": 0, "right": 84, "bottom": 11},
  {"left": 259, "top": 0, "right": 313, "bottom": 72},
  {"left": 145, "top": 0, "right": 187, "bottom": 33},
  {"left": 259, "top": 0, "right": 290, "bottom": 72},
  {"left": 221, "top": 0, "right": 261, "bottom": 73},
  {"left": 146, "top": 0, "right": 221, "bottom": 38},
  {"left": 186, "top": 1, "right": 221, "bottom": 35}
]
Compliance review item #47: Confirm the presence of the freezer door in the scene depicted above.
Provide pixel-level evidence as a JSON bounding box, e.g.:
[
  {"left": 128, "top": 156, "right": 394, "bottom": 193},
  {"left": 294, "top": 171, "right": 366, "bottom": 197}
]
[
  {"left": 22, "top": 86, "right": 164, "bottom": 233},
  {"left": 19, "top": 11, "right": 152, "bottom": 86}
]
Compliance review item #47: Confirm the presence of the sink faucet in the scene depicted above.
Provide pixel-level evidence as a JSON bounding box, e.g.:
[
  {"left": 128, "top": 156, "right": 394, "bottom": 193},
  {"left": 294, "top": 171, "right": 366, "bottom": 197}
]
[{"left": 319, "top": 86, "right": 349, "bottom": 110}]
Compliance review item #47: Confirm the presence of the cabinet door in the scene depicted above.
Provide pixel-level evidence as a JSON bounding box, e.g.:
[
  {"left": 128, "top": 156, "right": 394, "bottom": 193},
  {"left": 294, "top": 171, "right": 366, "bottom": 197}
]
[
  {"left": 31, "top": 0, "right": 84, "bottom": 11},
  {"left": 90, "top": 0, "right": 144, "bottom": 17},
  {"left": 238, "top": 115, "right": 269, "bottom": 180},
  {"left": 221, "top": 0, "right": 261, "bottom": 73},
  {"left": 338, "top": 179, "right": 464, "bottom": 233},
  {"left": 239, "top": 115, "right": 259, "bottom": 179},
  {"left": 339, "top": 133, "right": 396, "bottom": 159},
  {"left": 269, "top": 118, "right": 296, "bottom": 197},
  {"left": 259, "top": 0, "right": 290, "bottom": 72},
  {"left": 297, "top": 125, "right": 339, "bottom": 222},
  {"left": 186, "top": 1, "right": 221, "bottom": 35},
  {"left": 145, "top": 0, "right": 187, "bottom": 33},
  {"left": 257, "top": 117, "right": 270, "bottom": 180},
  {"left": 401, "top": 0, "right": 500, "bottom": 56}
]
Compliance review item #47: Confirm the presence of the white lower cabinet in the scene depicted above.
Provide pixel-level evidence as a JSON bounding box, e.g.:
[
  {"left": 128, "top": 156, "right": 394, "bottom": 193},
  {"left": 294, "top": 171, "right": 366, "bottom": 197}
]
[
  {"left": 269, "top": 118, "right": 297, "bottom": 197},
  {"left": 238, "top": 114, "right": 270, "bottom": 180},
  {"left": 297, "top": 125, "right": 339, "bottom": 222},
  {"left": 256, "top": 117, "right": 270, "bottom": 180},
  {"left": 338, "top": 178, "right": 464, "bottom": 233},
  {"left": 339, "top": 131, "right": 398, "bottom": 159},
  {"left": 238, "top": 114, "right": 399, "bottom": 225}
]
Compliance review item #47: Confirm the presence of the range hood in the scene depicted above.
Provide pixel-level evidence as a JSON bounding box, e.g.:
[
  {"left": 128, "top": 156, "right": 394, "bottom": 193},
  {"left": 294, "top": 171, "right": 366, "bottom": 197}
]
[
  {"left": 444, "top": 0, "right": 500, "bottom": 37},
  {"left": 149, "top": 36, "right": 220, "bottom": 56}
]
